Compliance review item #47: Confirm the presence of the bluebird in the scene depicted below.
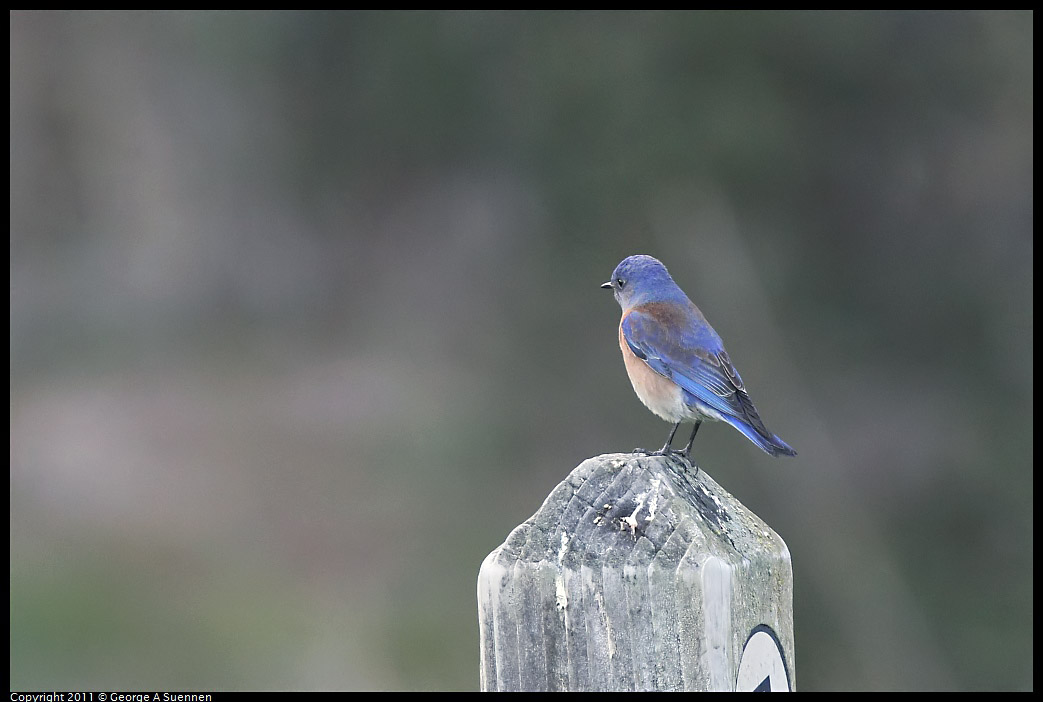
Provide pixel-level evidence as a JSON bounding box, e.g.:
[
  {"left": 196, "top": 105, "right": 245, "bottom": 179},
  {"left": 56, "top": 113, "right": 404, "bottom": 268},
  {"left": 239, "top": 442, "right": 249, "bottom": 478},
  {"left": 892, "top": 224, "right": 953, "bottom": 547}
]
[{"left": 602, "top": 255, "right": 796, "bottom": 459}]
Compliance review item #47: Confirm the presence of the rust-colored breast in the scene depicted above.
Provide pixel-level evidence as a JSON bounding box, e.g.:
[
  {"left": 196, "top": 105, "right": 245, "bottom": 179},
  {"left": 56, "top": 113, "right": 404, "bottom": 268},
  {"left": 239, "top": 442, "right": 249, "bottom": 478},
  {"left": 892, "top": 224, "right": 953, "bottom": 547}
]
[{"left": 618, "top": 315, "right": 692, "bottom": 423}]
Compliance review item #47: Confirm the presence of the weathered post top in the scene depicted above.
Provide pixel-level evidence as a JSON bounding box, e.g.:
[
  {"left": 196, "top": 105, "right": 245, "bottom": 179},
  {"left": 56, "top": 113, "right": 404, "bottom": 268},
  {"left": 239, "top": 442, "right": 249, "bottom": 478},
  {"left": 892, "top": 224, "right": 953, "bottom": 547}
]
[{"left": 477, "top": 453, "right": 794, "bottom": 692}]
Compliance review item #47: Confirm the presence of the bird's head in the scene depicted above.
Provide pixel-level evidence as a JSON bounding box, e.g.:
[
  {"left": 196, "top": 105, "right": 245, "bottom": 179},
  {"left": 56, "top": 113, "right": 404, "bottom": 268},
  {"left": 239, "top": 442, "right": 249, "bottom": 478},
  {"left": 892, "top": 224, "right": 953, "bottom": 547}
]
[{"left": 601, "top": 255, "right": 684, "bottom": 309}]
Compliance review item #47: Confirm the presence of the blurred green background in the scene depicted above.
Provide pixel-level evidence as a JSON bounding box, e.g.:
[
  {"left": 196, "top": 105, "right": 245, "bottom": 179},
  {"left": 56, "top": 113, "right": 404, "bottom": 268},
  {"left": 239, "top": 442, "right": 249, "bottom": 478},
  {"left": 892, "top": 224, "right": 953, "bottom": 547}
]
[{"left": 10, "top": 10, "right": 1032, "bottom": 691}]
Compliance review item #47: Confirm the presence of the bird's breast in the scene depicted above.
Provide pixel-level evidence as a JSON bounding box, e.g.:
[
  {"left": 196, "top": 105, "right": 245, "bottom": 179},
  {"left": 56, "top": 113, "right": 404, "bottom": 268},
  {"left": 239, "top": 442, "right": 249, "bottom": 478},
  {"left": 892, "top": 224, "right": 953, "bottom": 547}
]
[{"left": 618, "top": 321, "right": 694, "bottom": 423}]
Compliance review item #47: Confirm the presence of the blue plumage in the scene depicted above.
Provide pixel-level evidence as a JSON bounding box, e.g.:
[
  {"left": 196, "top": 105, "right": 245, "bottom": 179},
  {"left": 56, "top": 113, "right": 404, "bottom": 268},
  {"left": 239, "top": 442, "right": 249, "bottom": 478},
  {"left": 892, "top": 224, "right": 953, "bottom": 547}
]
[{"left": 603, "top": 255, "right": 796, "bottom": 458}]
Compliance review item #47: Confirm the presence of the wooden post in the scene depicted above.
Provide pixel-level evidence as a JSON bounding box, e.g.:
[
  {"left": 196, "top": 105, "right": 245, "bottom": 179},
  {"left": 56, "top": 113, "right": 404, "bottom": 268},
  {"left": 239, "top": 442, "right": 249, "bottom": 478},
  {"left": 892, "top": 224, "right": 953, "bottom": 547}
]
[{"left": 477, "top": 453, "right": 795, "bottom": 692}]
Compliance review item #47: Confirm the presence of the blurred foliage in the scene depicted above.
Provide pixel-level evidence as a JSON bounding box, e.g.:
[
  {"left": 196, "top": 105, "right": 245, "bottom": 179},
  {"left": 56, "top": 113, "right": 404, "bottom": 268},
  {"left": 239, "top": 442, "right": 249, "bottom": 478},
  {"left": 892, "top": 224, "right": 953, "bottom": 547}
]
[{"left": 10, "top": 10, "right": 1032, "bottom": 691}]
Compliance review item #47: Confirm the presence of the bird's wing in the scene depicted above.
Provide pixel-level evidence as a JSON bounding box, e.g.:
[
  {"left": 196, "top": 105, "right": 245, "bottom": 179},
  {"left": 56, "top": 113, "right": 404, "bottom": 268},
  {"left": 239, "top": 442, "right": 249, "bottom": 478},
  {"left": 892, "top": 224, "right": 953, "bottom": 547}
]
[{"left": 621, "top": 304, "right": 771, "bottom": 434}]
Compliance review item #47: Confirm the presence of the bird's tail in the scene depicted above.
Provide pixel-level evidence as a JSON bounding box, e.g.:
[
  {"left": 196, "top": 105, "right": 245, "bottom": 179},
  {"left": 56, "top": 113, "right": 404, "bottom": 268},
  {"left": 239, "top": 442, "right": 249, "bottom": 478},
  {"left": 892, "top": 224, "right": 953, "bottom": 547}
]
[{"left": 728, "top": 418, "right": 797, "bottom": 457}]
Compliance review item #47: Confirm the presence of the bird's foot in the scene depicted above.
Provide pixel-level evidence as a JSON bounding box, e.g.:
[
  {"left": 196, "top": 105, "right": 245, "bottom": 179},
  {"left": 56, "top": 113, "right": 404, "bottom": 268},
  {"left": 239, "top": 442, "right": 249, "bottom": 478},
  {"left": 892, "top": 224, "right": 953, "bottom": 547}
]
[
  {"left": 632, "top": 447, "right": 677, "bottom": 458},
  {"left": 667, "top": 451, "right": 698, "bottom": 473},
  {"left": 634, "top": 446, "right": 675, "bottom": 456},
  {"left": 632, "top": 447, "right": 696, "bottom": 473}
]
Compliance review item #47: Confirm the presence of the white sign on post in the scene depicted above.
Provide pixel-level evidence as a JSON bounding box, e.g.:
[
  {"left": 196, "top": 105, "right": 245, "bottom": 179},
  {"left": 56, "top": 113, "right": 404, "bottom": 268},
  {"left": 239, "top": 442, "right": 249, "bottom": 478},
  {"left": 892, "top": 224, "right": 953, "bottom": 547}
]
[{"left": 735, "top": 626, "right": 791, "bottom": 692}]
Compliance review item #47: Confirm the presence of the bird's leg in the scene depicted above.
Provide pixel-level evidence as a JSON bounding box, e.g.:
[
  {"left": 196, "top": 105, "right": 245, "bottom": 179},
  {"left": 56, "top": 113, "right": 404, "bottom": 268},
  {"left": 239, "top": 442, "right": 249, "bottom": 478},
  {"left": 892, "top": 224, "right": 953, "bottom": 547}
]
[
  {"left": 680, "top": 420, "right": 702, "bottom": 458},
  {"left": 632, "top": 422, "right": 680, "bottom": 455},
  {"left": 646, "top": 422, "right": 680, "bottom": 456}
]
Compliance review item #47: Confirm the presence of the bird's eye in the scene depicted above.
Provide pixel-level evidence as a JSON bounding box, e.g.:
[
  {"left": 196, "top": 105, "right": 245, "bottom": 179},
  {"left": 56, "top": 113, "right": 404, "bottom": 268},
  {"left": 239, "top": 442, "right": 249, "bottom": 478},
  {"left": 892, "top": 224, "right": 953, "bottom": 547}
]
[{"left": 616, "top": 278, "right": 625, "bottom": 288}]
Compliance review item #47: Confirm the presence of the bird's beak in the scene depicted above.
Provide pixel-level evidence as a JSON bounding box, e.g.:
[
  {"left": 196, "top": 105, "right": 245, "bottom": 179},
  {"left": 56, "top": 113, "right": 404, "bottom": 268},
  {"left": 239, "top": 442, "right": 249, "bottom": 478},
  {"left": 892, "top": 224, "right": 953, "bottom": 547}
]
[{"left": 600, "top": 281, "right": 614, "bottom": 289}]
